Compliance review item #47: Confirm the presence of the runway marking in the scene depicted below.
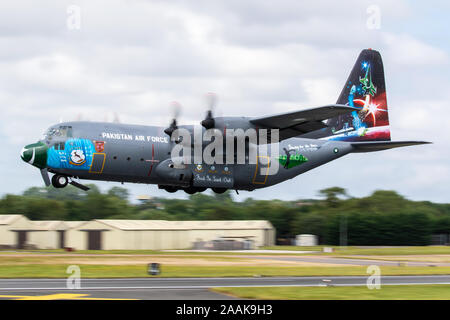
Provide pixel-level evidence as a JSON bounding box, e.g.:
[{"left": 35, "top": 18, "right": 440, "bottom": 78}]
[
  {"left": 0, "top": 293, "right": 137, "bottom": 300},
  {"left": 0, "top": 295, "right": 27, "bottom": 299}
]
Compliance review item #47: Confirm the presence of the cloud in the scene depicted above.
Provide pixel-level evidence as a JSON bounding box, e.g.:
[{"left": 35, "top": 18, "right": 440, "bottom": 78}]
[{"left": 383, "top": 33, "right": 449, "bottom": 66}]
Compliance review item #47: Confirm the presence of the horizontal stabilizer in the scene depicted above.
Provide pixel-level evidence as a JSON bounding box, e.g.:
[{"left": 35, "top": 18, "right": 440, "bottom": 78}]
[{"left": 351, "top": 141, "right": 431, "bottom": 153}]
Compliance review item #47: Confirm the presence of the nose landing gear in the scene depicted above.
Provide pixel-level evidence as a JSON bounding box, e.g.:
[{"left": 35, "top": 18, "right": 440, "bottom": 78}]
[
  {"left": 51, "top": 174, "right": 68, "bottom": 188},
  {"left": 50, "top": 175, "right": 90, "bottom": 191}
]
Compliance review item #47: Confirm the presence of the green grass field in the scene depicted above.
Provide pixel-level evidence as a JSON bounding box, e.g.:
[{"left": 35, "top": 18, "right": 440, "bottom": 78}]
[
  {"left": 0, "top": 246, "right": 449, "bottom": 278},
  {"left": 0, "top": 264, "right": 450, "bottom": 278},
  {"left": 212, "top": 284, "right": 450, "bottom": 300},
  {"left": 261, "top": 246, "right": 450, "bottom": 255}
]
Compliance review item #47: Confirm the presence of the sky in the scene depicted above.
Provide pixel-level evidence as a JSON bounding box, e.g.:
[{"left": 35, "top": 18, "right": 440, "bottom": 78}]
[{"left": 0, "top": 0, "right": 449, "bottom": 203}]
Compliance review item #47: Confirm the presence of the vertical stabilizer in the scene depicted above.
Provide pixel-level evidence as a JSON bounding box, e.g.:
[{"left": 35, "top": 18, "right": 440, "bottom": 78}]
[{"left": 324, "top": 49, "right": 391, "bottom": 141}]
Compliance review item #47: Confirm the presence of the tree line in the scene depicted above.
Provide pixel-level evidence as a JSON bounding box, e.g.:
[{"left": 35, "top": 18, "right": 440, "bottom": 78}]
[{"left": 0, "top": 185, "right": 448, "bottom": 245}]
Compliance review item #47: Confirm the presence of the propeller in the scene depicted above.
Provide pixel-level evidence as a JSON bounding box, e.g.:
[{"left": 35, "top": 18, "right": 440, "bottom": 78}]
[
  {"left": 164, "top": 101, "right": 182, "bottom": 137},
  {"left": 113, "top": 112, "right": 121, "bottom": 123},
  {"left": 201, "top": 92, "right": 217, "bottom": 129}
]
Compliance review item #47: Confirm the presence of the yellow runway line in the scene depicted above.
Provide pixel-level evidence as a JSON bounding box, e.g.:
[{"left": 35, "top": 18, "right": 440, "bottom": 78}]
[{"left": 0, "top": 293, "right": 137, "bottom": 300}]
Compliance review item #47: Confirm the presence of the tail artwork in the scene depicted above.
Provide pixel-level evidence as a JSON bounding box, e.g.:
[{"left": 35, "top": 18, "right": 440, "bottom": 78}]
[{"left": 324, "top": 49, "right": 391, "bottom": 142}]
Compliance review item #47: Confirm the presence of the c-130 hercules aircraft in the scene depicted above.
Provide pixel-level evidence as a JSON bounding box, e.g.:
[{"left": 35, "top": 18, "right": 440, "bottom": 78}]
[{"left": 21, "top": 49, "right": 429, "bottom": 194}]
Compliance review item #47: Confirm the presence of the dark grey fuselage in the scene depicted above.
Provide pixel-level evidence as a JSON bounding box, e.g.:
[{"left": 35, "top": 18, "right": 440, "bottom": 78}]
[{"left": 43, "top": 120, "right": 353, "bottom": 191}]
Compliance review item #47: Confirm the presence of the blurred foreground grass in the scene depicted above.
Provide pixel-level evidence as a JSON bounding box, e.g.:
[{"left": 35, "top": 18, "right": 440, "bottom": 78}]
[
  {"left": 261, "top": 246, "right": 450, "bottom": 255},
  {"left": 212, "top": 284, "right": 450, "bottom": 300},
  {"left": 1, "top": 265, "right": 450, "bottom": 278}
]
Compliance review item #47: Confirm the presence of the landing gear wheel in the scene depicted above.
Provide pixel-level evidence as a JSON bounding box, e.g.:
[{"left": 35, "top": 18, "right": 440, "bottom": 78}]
[
  {"left": 52, "top": 175, "right": 68, "bottom": 188},
  {"left": 184, "top": 187, "right": 197, "bottom": 195},
  {"left": 164, "top": 186, "right": 178, "bottom": 193},
  {"left": 212, "top": 187, "right": 227, "bottom": 194},
  {"left": 183, "top": 187, "right": 207, "bottom": 194}
]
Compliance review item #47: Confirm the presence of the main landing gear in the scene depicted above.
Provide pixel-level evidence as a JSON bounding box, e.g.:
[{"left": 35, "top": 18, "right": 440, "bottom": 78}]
[
  {"left": 211, "top": 187, "right": 227, "bottom": 194},
  {"left": 158, "top": 185, "right": 220, "bottom": 194},
  {"left": 184, "top": 187, "right": 207, "bottom": 194}
]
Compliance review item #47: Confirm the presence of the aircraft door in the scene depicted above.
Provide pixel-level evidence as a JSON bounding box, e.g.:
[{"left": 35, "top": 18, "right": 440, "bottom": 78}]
[{"left": 252, "top": 155, "right": 271, "bottom": 185}]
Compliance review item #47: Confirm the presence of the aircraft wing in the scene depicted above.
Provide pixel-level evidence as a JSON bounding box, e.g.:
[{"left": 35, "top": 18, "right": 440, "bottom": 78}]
[{"left": 249, "top": 104, "right": 359, "bottom": 140}]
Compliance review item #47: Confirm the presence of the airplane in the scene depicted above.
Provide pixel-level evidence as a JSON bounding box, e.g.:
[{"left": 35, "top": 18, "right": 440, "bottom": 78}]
[{"left": 20, "top": 49, "right": 430, "bottom": 194}]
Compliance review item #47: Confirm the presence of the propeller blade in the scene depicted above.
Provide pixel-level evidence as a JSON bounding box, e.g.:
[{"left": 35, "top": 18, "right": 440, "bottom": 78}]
[
  {"left": 171, "top": 101, "right": 181, "bottom": 119},
  {"left": 165, "top": 101, "right": 182, "bottom": 136},
  {"left": 113, "top": 112, "right": 121, "bottom": 123},
  {"left": 201, "top": 92, "right": 217, "bottom": 129},
  {"left": 205, "top": 92, "right": 217, "bottom": 112},
  {"left": 40, "top": 169, "right": 51, "bottom": 187}
]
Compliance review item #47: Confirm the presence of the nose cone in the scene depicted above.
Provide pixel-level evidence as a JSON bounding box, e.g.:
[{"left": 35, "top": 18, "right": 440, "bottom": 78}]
[{"left": 21, "top": 141, "right": 48, "bottom": 169}]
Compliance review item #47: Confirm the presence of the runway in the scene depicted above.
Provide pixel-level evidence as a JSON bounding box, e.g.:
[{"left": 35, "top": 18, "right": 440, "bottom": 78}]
[
  {"left": 0, "top": 275, "right": 449, "bottom": 300},
  {"left": 253, "top": 256, "right": 450, "bottom": 266}
]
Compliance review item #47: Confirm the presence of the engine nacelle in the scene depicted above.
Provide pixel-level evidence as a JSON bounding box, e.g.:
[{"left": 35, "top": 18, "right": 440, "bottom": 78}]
[{"left": 154, "top": 158, "right": 192, "bottom": 187}]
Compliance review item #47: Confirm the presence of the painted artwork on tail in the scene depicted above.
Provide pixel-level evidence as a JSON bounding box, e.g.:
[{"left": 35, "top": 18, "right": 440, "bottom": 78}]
[{"left": 324, "top": 49, "right": 390, "bottom": 142}]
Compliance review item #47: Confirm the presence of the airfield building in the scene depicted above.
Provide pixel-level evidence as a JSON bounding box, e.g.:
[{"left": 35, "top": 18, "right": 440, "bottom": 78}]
[
  {"left": 0, "top": 215, "right": 275, "bottom": 250},
  {"left": 68, "top": 220, "right": 190, "bottom": 250},
  {"left": 0, "top": 215, "right": 36, "bottom": 249},
  {"left": 28, "top": 221, "right": 68, "bottom": 249}
]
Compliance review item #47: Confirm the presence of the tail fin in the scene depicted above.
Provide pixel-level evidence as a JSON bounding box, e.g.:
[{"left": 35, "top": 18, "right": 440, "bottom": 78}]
[{"left": 325, "top": 49, "right": 391, "bottom": 141}]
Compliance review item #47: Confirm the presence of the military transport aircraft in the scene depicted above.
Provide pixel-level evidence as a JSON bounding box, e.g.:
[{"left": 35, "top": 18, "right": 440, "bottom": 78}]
[{"left": 20, "top": 49, "right": 430, "bottom": 194}]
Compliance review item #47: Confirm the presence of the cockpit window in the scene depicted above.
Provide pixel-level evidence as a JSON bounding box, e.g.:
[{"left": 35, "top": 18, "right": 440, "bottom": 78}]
[
  {"left": 44, "top": 126, "right": 73, "bottom": 140},
  {"left": 59, "top": 126, "right": 73, "bottom": 137}
]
